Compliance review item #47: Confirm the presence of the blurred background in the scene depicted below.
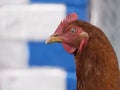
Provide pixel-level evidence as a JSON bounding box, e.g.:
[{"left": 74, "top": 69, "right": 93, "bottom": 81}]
[{"left": 0, "top": 0, "right": 120, "bottom": 90}]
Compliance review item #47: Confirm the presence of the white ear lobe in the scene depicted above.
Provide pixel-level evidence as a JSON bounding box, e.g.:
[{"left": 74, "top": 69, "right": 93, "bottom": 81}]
[
  {"left": 78, "top": 32, "right": 89, "bottom": 52},
  {"left": 79, "top": 32, "right": 89, "bottom": 39}
]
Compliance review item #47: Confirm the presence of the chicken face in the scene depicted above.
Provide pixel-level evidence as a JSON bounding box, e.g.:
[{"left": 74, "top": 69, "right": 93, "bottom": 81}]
[{"left": 46, "top": 13, "right": 89, "bottom": 54}]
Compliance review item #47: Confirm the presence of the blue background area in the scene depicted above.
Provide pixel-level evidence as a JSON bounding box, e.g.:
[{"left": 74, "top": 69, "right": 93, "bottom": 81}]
[
  {"left": 30, "top": 0, "right": 88, "bottom": 6},
  {"left": 28, "top": 0, "right": 88, "bottom": 90},
  {"left": 28, "top": 42, "right": 76, "bottom": 72}
]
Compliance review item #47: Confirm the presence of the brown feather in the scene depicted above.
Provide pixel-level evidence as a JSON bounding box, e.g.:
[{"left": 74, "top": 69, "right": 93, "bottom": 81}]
[
  {"left": 46, "top": 13, "right": 120, "bottom": 90},
  {"left": 73, "top": 20, "right": 120, "bottom": 90}
]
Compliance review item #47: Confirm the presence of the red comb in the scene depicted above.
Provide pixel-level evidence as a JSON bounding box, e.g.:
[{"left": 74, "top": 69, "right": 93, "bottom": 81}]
[{"left": 54, "top": 13, "right": 78, "bottom": 34}]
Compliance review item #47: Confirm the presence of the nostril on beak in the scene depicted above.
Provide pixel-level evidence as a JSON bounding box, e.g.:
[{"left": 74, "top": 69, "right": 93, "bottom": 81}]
[{"left": 54, "top": 34, "right": 59, "bottom": 37}]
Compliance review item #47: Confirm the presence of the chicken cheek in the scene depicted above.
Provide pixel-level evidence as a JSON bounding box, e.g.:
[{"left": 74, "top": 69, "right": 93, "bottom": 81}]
[
  {"left": 79, "top": 38, "right": 88, "bottom": 52},
  {"left": 62, "top": 42, "right": 76, "bottom": 54}
]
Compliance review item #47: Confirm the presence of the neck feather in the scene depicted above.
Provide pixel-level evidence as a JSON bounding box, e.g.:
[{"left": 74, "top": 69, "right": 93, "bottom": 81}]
[{"left": 74, "top": 32, "right": 120, "bottom": 90}]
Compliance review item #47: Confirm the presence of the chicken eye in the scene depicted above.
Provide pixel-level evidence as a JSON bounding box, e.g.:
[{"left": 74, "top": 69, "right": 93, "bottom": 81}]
[{"left": 70, "top": 28, "right": 77, "bottom": 34}]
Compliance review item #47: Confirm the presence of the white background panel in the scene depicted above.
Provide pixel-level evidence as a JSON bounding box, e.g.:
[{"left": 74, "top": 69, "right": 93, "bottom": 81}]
[
  {"left": 0, "top": 68, "right": 67, "bottom": 90},
  {"left": 0, "top": 4, "right": 66, "bottom": 41},
  {"left": 0, "top": 40, "right": 29, "bottom": 69},
  {"left": 0, "top": 0, "right": 29, "bottom": 6}
]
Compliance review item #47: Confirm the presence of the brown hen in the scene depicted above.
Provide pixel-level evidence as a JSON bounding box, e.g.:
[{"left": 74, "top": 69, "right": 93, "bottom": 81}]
[{"left": 46, "top": 13, "right": 120, "bottom": 90}]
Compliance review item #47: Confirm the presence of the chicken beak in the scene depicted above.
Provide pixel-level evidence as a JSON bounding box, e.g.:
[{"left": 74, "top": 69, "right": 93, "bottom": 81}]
[{"left": 46, "top": 35, "right": 62, "bottom": 44}]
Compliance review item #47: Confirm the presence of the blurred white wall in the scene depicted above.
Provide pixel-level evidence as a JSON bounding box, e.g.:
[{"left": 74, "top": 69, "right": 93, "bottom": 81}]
[
  {"left": 0, "top": 40, "right": 28, "bottom": 69},
  {"left": 0, "top": 0, "right": 29, "bottom": 5},
  {"left": 0, "top": 68, "right": 67, "bottom": 90},
  {"left": 0, "top": 4, "right": 66, "bottom": 41}
]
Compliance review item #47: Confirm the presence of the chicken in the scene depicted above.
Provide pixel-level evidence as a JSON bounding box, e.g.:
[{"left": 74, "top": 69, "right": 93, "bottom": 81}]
[{"left": 46, "top": 13, "right": 120, "bottom": 90}]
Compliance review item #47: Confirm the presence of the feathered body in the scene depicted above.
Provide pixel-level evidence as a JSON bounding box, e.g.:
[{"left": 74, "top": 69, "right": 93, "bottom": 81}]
[
  {"left": 46, "top": 13, "right": 120, "bottom": 90},
  {"left": 74, "top": 21, "right": 120, "bottom": 90}
]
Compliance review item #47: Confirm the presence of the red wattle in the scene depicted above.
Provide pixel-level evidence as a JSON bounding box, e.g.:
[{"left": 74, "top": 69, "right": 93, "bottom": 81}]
[
  {"left": 62, "top": 42, "right": 76, "bottom": 54},
  {"left": 79, "top": 38, "right": 88, "bottom": 52}
]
